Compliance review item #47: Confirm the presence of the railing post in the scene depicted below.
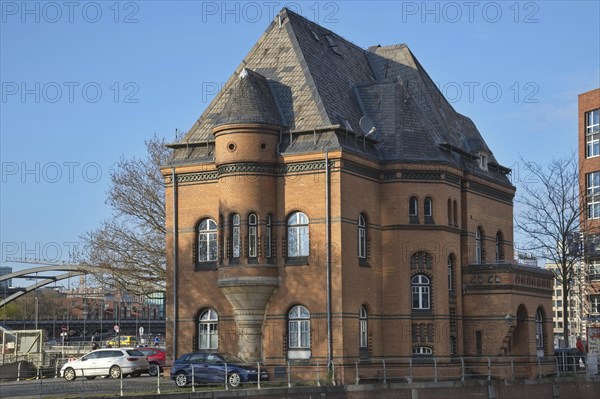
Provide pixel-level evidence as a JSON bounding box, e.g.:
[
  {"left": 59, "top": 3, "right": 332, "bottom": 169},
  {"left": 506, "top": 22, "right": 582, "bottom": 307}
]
[
  {"left": 537, "top": 356, "right": 542, "bottom": 381},
  {"left": 287, "top": 361, "right": 291, "bottom": 388},
  {"left": 257, "top": 362, "right": 261, "bottom": 389},
  {"left": 460, "top": 357, "right": 465, "bottom": 383},
  {"left": 511, "top": 357, "right": 515, "bottom": 381},
  {"left": 487, "top": 357, "right": 491, "bottom": 381},
  {"left": 156, "top": 368, "right": 161, "bottom": 395},
  {"left": 331, "top": 361, "right": 336, "bottom": 386},
  {"left": 17, "top": 361, "right": 21, "bottom": 381},
  {"left": 224, "top": 362, "right": 228, "bottom": 390},
  {"left": 355, "top": 361, "right": 359, "bottom": 385},
  {"left": 555, "top": 355, "right": 561, "bottom": 378},
  {"left": 382, "top": 359, "right": 386, "bottom": 384},
  {"left": 409, "top": 358, "right": 413, "bottom": 384},
  {"left": 316, "top": 362, "right": 321, "bottom": 386},
  {"left": 192, "top": 364, "right": 195, "bottom": 393},
  {"left": 120, "top": 367, "right": 123, "bottom": 397},
  {"left": 81, "top": 368, "right": 85, "bottom": 397},
  {"left": 433, "top": 357, "right": 438, "bottom": 383}
]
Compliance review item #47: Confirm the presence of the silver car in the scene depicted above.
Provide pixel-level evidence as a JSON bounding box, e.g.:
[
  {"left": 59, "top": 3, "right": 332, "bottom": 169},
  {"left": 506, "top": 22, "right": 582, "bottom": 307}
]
[{"left": 60, "top": 348, "right": 149, "bottom": 380}]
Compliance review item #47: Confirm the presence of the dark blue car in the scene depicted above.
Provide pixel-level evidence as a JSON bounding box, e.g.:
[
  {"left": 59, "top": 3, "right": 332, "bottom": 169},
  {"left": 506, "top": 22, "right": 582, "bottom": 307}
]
[{"left": 170, "top": 352, "right": 269, "bottom": 387}]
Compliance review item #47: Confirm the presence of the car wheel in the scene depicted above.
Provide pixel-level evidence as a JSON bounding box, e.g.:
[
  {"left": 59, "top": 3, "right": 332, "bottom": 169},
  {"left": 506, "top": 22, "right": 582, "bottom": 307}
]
[
  {"left": 148, "top": 364, "right": 160, "bottom": 376},
  {"left": 174, "top": 372, "right": 188, "bottom": 387},
  {"left": 85, "top": 376, "right": 96, "bottom": 380},
  {"left": 109, "top": 365, "right": 121, "bottom": 379},
  {"left": 63, "top": 367, "right": 76, "bottom": 381},
  {"left": 228, "top": 373, "right": 241, "bottom": 387}
]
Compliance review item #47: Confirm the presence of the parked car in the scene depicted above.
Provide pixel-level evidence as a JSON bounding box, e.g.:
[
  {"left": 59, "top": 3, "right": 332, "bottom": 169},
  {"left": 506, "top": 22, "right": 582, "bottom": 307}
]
[
  {"left": 170, "top": 352, "right": 269, "bottom": 387},
  {"left": 136, "top": 347, "right": 166, "bottom": 376},
  {"left": 106, "top": 335, "right": 138, "bottom": 347},
  {"left": 60, "top": 348, "right": 149, "bottom": 381}
]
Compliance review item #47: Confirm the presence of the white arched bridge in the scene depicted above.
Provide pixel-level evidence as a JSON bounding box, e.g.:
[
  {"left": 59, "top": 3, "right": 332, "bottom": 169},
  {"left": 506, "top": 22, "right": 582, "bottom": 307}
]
[{"left": 0, "top": 264, "right": 89, "bottom": 308}]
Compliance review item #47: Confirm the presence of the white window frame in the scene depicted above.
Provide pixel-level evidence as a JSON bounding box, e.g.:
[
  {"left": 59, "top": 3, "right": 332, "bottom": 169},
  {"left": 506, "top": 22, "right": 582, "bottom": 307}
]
[
  {"left": 412, "top": 346, "right": 432, "bottom": 355},
  {"left": 358, "top": 214, "right": 366, "bottom": 259},
  {"left": 232, "top": 214, "right": 240, "bottom": 258},
  {"left": 586, "top": 109, "right": 599, "bottom": 158},
  {"left": 424, "top": 197, "right": 433, "bottom": 217},
  {"left": 288, "top": 305, "right": 310, "bottom": 349},
  {"left": 411, "top": 275, "right": 431, "bottom": 310},
  {"left": 409, "top": 196, "right": 418, "bottom": 217},
  {"left": 476, "top": 228, "right": 483, "bottom": 264},
  {"left": 587, "top": 171, "right": 600, "bottom": 220},
  {"left": 199, "top": 308, "right": 218, "bottom": 350},
  {"left": 535, "top": 308, "right": 544, "bottom": 351},
  {"left": 265, "top": 215, "right": 272, "bottom": 258},
  {"left": 447, "top": 256, "right": 454, "bottom": 292},
  {"left": 198, "top": 219, "right": 218, "bottom": 262},
  {"left": 248, "top": 213, "right": 258, "bottom": 258},
  {"left": 359, "top": 306, "right": 368, "bottom": 348},
  {"left": 287, "top": 212, "right": 309, "bottom": 257}
]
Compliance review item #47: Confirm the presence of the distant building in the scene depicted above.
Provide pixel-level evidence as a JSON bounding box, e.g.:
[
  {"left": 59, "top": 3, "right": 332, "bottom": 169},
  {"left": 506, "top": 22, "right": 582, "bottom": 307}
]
[
  {"left": 0, "top": 266, "right": 13, "bottom": 290},
  {"left": 163, "top": 8, "right": 554, "bottom": 371},
  {"left": 579, "top": 88, "right": 600, "bottom": 329}
]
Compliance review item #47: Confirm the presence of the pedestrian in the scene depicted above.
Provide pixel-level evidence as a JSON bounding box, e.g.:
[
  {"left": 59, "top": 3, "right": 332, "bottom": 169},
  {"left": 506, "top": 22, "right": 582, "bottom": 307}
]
[
  {"left": 154, "top": 336, "right": 160, "bottom": 348},
  {"left": 92, "top": 343, "right": 100, "bottom": 350}
]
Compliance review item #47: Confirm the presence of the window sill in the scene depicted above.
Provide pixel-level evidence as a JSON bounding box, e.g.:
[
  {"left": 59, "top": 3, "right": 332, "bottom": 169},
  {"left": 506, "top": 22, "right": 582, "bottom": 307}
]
[
  {"left": 286, "top": 257, "right": 309, "bottom": 266},
  {"left": 195, "top": 261, "right": 217, "bottom": 271}
]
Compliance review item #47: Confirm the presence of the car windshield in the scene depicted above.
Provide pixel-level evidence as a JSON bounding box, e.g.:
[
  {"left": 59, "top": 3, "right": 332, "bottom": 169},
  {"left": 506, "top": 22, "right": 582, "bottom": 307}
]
[
  {"left": 220, "top": 354, "right": 246, "bottom": 364},
  {"left": 126, "top": 350, "right": 144, "bottom": 356}
]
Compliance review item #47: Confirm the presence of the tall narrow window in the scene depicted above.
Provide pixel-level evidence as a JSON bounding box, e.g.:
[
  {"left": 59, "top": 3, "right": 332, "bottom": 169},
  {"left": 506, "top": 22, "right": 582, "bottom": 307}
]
[
  {"left": 265, "top": 215, "right": 272, "bottom": 258},
  {"left": 358, "top": 214, "right": 366, "bottom": 259},
  {"left": 232, "top": 214, "right": 240, "bottom": 259},
  {"left": 447, "top": 199, "right": 452, "bottom": 225},
  {"left": 198, "top": 308, "right": 218, "bottom": 349},
  {"left": 496, "top": 232, "right": 504, "bottom": 261},
  {"left": 447, "top": 255, "right": 455, "bottom": 293},
  {"left": 248, "top": 213, "right": 258, "bottom": 258},
  {"left": 535, "top": 308, "right": 544, "bottom": 352},
  {"left": 475, "top": 228, "right": 483, "bottom": 264},
  {"left": 287, "top": 212, "right": 309, "bottom": 257},
  {"left": 587, "top": 172, "right": 600, "bottom": 220},
  {"left": 453, "top": 200, "right": 458, "bottom": 226},
  {"left": 198, "top": 219, "right": 218, "bottom": 262},
  {"left": 359, "top": 305, "right": 368, "bottom": 348},
  {"left": 411, "top": 275, "right": 431, "bottom": 310},
  {"left": 424, "top": 197, "right": 432, "bottom": 217},
  {"left": 586, "top": 109, "right": 599, "bottom": 158},
  {"left": 409, "top": 196, "right": 418, "bottom": 216},
  {"left": 288, "top": 305, "right": 310, "bottom": 349}
]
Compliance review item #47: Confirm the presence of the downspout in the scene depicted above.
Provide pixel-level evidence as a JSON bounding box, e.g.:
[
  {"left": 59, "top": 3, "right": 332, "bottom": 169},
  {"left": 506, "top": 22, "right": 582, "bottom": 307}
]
[
  {"left": 171, "top": 167, "right": 179, "bottom": 359},
  {"left": 325, "top": 151, "right": 332, "bottom": 367}
]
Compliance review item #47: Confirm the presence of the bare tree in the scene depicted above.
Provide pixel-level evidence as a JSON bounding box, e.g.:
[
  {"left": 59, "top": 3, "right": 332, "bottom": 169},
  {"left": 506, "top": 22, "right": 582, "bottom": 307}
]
[
  {"left": 515, "top": 154, "right": 583, "bottom": 346},
  {"left": 81, "top": 135, "right": 170, "bottom": 296}
]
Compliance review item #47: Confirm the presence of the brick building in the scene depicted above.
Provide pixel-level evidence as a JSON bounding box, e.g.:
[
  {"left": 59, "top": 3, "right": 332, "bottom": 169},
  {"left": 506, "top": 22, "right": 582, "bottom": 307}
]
[
  {"left": 579, "top": 88, "right": 600, "bottom": 328},
  {"left": 163, "top": 9, "right": 553, "bottom": 366}
]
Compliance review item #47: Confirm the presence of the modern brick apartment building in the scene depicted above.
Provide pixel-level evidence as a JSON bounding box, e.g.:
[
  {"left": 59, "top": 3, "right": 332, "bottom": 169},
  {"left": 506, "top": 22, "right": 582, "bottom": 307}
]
[
  {"left": 579, "top": 88, "right": 600, "bottom": 328},
  {"left": 163, "top": 9, "right": 553, "bottom": 367}
]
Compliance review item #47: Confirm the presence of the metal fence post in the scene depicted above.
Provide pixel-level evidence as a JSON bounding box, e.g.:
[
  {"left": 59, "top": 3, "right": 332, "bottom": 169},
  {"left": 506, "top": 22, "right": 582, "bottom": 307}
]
[
  {"left": 316, "top": 362, "right": 321, "bottom": 386},
  {"left": 355, "top": 361, "right": 359, "bottom": 385},
  {"left": 224, "top": 362, "right": 228, "bottom": 390},
  {"left": 537, "top": 356, "right": 542, "bottom": 381},
  {"left": 511, "top": 357, "right": 515, "bottom": 381},
  {"left": 409, "top": 358, "right": 413, "bottom": 384},
  {"left": 192, "top": 364, "right": 196, "bottom": 393},
  {"left": 460, "top": 357, "right": 465, "bottom": 383},
  {"left": 287, "top": 361, "right": 291, "bottom": 388},
  {"left": 156, "top": 369, "right": 161, "bottom": 395},
  {"left": 433, "top": 357, "right": 438, "bottom": 383},
  {"left": 120, "top": 367, "right": 123, "bottom": 397},
  {"left": 17, "top": 361, "right": 21, "bottom": 381},
  {"left": 555, "top": 355, "right": 560, "bottom": 378},
  {"left": 382, "top": 359, "right": 386, "bottom": 384},
  {"left": 257, "top": 362, "right": 261, "bottom": 389},
  {"left": 487, "top": 357, "right": 491, "bottom": 381}
]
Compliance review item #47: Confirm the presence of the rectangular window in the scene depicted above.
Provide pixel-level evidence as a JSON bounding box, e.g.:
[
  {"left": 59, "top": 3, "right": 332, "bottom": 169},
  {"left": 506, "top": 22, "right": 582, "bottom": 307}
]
[
  {"left": 587, "top": 171, "right": 600, "bottom": 219},
  {"left": 232, "top": 226, "right": 240, "bottom": 258},
  {"left": 586, "top": 109, "right": 600, "bottom": 157},
  {"left": 476, "top": 331, "right": 482, "bottom": 355},
  {"left": 591, "top": 296, "right": 600, "bottom": 314},
  {"left": 359, "top": 319, "right": 368, "bottom": 348},
  {"left": 248, "top": 226, "right": 257, "bottom": 258},
  {"left": 265, "top": 225, "right": 272, "bottom": 258},
  {"left": 590, "top": 261, "right": 600, "bottom": 281}
]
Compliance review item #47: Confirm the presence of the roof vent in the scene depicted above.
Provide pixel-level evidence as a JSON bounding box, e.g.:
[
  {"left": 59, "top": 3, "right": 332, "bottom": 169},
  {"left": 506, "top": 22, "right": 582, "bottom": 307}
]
[
  {"left": 324, "top": 34, "right": 342, "bottom": 55},
  {"left": 311, "top": 30, "right": 320, "bottom": 41}
]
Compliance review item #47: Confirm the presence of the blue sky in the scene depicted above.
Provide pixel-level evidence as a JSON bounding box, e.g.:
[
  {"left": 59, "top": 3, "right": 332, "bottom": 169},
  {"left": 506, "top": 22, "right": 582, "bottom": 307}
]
[{"left": 1, "top": 1, "right": 599, "bottom": 280}]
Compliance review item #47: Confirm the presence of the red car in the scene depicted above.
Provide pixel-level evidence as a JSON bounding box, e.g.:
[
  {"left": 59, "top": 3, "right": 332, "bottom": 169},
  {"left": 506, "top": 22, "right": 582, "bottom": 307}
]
[{"left": 137, "top": 347, "right": 166, "bottom": 376}]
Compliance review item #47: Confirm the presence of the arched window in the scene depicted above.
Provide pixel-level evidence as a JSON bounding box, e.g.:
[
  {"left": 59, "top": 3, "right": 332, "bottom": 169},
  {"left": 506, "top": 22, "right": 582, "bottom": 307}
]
[
  {"left": 248, "top": 213, "right": 258, "bottom": 258},
  {"left": 535, "top": 308, "right": 544, "bottom": 351},
  {"left": 198, "top": 308, "right": 218, "bottom": 349},
  {"left": 411, "top": 251, "right": 433, "bottom": 270},
  {"left": 447, "top": 255, "right": 455, "bottom": 293},
  {"left": 265, "top": 215, "right": 272, "bottom": 258},
  {"left": 231, "top": 214, "right": 240, "bottom": 259},
  {"left": 496, "top": 231, "right": 504, "bottom": 261},
  {"left": 358, "top": 214, "right": 366, "bottom": 259},
  {"left": 288, "top": 305, "right": 310, "bottom": 349},
  {"left": 412, "top": 346, "right": 432, "bottom": 356},
  {"left": 475, "top": 228, "right": 483, "bottom": 264},
  {"left": 409, "top": 196, "right": 418, "bottom": 217},
  {"left": 359, "top": 305, "right": 368, "bottom": 348},
  {"left": 198, "top": 219, "right": 218, "bottom": 262},
  {"left": 287, "top": 212, "right": 309, "bottom": 257},
  {"left": 424, "top": 197, "right": 433, "bottom": 217},
  {"left": 412, "top": 275, "right": 431, "bottom": 310}
]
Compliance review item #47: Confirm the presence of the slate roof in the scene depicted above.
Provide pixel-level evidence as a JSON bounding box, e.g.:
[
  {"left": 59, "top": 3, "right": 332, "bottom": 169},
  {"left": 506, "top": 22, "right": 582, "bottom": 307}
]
[{"left": 168, "top": 8, "right": 511, "bottom": 185}]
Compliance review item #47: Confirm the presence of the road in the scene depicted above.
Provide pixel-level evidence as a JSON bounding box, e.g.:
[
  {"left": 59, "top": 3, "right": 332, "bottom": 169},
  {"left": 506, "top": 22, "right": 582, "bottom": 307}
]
[{"left": 0, "top": 374, "right": 184, "bottom": 398}]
